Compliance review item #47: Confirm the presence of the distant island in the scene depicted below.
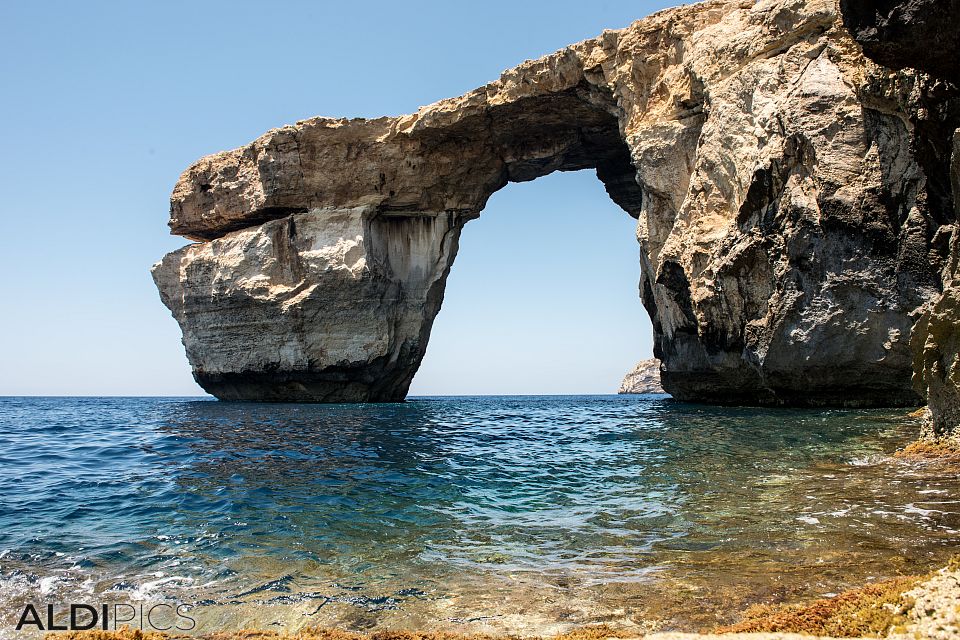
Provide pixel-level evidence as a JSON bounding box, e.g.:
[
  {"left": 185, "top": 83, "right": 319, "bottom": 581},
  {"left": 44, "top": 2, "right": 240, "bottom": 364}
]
[{"left": 618, "top": 359, "right": 665, "bottom": 395}]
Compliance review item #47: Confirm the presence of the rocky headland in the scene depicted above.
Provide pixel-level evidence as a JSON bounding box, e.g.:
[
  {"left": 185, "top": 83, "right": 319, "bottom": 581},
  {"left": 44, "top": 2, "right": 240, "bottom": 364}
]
[
  {"left": 155, "top": 0, "right": 957, "bottom": 408},
  {"left": 618, "top": 359, "right": 666, "bottom": 395}
]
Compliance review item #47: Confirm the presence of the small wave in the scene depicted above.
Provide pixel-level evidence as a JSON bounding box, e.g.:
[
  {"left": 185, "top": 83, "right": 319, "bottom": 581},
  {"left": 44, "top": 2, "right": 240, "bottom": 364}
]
[
  {"left": 38, "top": 576, "right": 59, "bottom": 595},
  {"left": 848, "top": 453, "right": 889, "bottom": 466},
  {"left": 903, "top": 503, "right": 945, "bottom": 517},
  {"left": 121, "top": 574, "right": 195, "bottom": 601},
  {"left": 236, "top": 575, "right": 295, "bottom": 598}
]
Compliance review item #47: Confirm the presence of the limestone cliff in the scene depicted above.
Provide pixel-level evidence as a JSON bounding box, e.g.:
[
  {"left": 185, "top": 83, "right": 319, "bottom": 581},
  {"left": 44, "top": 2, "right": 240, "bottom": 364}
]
[
  {"left": 840, "top": 0, "right": 960, "bottom": 438},
  {"left": 155, "top": 0, "right": 948, "bottom": 404},
  {"left": 618, "top": 359, "right": 666, "bottom": 395}
]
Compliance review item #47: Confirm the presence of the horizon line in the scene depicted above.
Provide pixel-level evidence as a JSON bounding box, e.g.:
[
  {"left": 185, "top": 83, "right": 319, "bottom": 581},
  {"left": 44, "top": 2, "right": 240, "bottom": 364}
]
[{"left": 0, "top": 393, "right": 663, "bottom": 399}]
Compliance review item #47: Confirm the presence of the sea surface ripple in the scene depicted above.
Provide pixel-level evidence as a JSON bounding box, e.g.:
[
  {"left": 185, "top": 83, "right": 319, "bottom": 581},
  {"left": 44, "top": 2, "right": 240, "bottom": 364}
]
[{"left": 0, "top": 396, "right": 957, "bottom": 636}]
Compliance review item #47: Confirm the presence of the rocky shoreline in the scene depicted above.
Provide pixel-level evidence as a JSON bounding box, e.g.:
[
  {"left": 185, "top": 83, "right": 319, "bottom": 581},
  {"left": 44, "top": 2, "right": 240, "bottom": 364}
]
[{"left": 41, "top": 558, "right": 960, "bottom": 639}]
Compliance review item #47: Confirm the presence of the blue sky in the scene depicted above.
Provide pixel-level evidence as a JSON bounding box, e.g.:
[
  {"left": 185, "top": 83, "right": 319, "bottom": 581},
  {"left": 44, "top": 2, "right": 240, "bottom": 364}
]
[{"left": 0, "top": 0, "right": 670, "bottom": 396}]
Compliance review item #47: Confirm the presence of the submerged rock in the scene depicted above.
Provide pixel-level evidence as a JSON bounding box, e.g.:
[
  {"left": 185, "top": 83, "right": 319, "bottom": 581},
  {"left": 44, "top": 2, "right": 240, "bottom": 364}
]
[
  {"left": 840, "top": 0, "right": 960, "bottom": 438},
  {"left": 618, "top": 359, "right": 666, "bottom": 395},
  {"left": 155, "top": 0, "right": 949, "bottom": 405}
]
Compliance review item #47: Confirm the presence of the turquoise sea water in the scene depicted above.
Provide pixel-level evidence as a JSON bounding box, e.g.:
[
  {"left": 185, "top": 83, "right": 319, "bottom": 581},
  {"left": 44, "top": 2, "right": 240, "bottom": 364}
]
[{"left": 1, "top": 396, "right": 959, "bottom": 636}]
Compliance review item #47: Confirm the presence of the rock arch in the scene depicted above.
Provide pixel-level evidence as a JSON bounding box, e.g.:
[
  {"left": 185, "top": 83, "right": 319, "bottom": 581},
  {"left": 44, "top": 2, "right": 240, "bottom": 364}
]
[{"left": 154, "top": 0, "right": 949, "bottom": 405}]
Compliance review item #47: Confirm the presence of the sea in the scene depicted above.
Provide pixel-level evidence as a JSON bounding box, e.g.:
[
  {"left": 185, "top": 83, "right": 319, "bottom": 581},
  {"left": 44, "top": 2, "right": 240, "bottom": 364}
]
[{"left": 0, "top": 395, "right": 958, "bottom": 637}]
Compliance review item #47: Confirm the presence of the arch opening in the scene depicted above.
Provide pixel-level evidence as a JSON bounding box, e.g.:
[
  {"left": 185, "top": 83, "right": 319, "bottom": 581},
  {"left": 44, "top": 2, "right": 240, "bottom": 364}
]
[
  {"left": 395, "top": 84, "right": 656, "bottom": 396},
  {"left": 410, "top": 169, "right": 655, "bottom": 396}
]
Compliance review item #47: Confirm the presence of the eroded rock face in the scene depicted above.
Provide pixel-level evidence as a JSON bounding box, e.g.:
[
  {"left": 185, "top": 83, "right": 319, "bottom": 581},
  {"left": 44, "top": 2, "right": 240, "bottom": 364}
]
[
  {"left": 841, "top": 0, "right": 960, "bottom": 437},
  {"left": 911, "top": 130, "right": 960, "bottom": 440},
  {"left": 618, "top": 359, "right": 666, "bottom": 395},
  {"left": 154, "top": 208, "right": 466, "bottom": 401},
  {"left": 155, "top": 0, "right": 949, "bottom": 404}
]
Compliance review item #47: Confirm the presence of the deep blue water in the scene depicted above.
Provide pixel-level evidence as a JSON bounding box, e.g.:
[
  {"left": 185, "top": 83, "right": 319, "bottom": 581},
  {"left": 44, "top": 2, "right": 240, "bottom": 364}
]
[{"left": 0, "top": 396, "right": 958, "bottom": 635}]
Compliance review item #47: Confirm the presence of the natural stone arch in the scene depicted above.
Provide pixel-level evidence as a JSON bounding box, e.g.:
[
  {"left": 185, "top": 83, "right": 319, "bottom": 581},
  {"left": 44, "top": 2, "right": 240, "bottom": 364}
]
[
  {"left": 154, "top": 0, "right": 947, "bottom": 406},
  {"left": 156, "top": 81, "right": 644, "bottom": 402}
]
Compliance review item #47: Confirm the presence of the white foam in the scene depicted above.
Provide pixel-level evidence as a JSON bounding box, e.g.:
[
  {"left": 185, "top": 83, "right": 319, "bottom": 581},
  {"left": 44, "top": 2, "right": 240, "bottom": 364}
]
[
  {"left": 39, "top": 576, "right": 59, "bottom": 595},
  {"left": 904, "top": 503, "right": 941, "bottom": 517}
]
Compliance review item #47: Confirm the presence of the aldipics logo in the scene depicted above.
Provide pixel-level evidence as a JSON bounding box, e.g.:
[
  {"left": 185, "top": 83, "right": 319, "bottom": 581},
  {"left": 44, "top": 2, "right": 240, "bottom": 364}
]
[{"left": 14, "top": 603, "right": 196, "bottom": 632}]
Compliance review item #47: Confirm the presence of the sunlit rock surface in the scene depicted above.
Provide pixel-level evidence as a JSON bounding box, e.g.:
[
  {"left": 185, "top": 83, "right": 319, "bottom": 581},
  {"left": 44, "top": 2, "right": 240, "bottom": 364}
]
[
  {"left": 155, "top": 0, "right": 949, "bottom": 404},
  {"left": 153, "top": 208, "right": 463, "bottom": 401}
]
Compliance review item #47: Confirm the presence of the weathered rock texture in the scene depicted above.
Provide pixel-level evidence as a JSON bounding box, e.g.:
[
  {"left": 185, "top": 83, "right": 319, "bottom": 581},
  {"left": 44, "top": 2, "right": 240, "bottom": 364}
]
[
  {"left": 841, "top": 0, "right": 960, "bottom": 437},
  {"left": 912, "top": 135, "right": 960, "bottom": 440},
  {"left": 153, "top": 207, "right": 461, "bottom": 401},
  {"left": 840, "top": 0, "right": 960, "bottom": 86},
  {"left": 618, "top": 359, "right": 666, "bottom": 395},
  {"left": 155, "top": 0, "right": 951, "bottom": 404},
  {"left": 887, "top": 563, "right": 960, "bottom": 640}
]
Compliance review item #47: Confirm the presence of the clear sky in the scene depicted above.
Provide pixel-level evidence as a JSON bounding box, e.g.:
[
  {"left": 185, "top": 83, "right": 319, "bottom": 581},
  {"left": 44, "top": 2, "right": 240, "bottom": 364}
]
[{"left": 0, "top": 0, "right": 673, "bottom": 397}]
